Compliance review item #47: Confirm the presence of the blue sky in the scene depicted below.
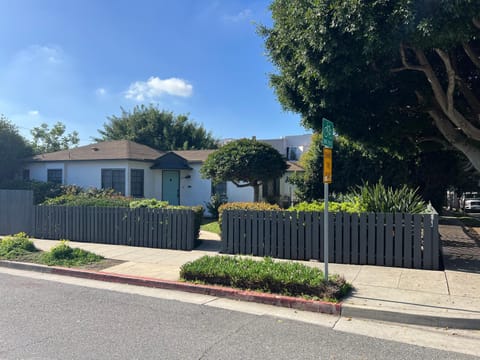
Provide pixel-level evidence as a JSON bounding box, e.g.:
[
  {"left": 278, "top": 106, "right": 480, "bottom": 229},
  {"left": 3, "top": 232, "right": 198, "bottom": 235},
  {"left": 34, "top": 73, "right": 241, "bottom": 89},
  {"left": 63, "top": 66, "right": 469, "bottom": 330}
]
[{"left": 0, "top": 0, "right": 306, "bottom": 145}]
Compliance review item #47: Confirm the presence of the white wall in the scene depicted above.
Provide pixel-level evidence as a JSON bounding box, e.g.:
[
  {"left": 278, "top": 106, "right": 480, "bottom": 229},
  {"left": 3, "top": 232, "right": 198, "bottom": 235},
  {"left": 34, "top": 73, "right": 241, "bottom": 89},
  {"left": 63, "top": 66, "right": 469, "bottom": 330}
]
[
  {"left": 179, "top": 164, "right": 211, "bottom": 206},
  {"left": 25, "top": 160, "right": 256, "bottom": 207},
  {"left": 227, "top": 182, "right": 254, "bottom": 203}
]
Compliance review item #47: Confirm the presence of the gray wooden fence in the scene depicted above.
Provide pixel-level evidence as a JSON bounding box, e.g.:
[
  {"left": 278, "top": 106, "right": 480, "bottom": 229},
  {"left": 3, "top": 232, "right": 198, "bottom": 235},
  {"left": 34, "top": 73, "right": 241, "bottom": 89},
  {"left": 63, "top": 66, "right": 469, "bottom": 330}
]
[
  {"left": 0, "top": 190, "right": 34, "bottom": 235},
  {"left": 221, "top": 210, "right": 440, "bottom": 270},
  {"left": 34, "top": 206, "right": 195, "bottom": 250}
]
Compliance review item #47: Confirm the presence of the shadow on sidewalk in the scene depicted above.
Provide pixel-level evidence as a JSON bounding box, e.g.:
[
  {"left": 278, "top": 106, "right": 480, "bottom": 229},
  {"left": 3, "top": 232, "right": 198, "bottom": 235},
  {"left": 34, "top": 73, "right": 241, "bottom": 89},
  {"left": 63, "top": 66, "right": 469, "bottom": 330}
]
[
  {"left": 194, "top": 239, "right": 222, "bottom": 253},
  {"left": 440, "top": 219, "right": 480, "bottom": 274}
]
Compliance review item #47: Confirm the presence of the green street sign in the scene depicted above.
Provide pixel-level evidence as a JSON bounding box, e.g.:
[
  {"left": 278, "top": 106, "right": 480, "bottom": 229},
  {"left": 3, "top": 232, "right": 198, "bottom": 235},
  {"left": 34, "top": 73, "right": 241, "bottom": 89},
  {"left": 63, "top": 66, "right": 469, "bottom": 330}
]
[{"left": 322, "top": 118, "right": 334, "bottom": 148}]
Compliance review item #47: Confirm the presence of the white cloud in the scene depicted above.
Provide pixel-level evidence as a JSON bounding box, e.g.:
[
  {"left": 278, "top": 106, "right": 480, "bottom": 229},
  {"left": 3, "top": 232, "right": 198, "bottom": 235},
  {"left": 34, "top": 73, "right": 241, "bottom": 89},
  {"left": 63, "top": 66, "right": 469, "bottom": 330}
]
[
  {"left": 28, "top": 110, "right": 39, "bottom": 116},
  {"left": 96, "top": 87, "right": 106, "bottom": 96},
  {"left": 15, "top": 45, "right": 65, "bottom": 65},
  {"left": 223, "top": 8, "right": 252, "bottom": 22},
  {"left": 125, "top": 76, "right": 193, "bottom": 101}
]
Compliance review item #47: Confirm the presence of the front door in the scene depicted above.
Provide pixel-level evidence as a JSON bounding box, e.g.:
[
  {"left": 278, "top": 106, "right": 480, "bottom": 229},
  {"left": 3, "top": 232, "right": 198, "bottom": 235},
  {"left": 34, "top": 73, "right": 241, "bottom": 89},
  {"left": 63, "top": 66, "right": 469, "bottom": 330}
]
[{"left": 162, "top": 170, "right": 180, "bottom": 205}]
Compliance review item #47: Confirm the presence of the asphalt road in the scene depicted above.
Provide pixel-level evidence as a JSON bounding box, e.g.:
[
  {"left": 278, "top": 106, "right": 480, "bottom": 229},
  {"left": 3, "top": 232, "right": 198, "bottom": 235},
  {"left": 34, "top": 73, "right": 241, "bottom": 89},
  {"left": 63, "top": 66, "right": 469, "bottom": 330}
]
[{"left": 0, "top": 272, "right": 476, "bottom": 360}]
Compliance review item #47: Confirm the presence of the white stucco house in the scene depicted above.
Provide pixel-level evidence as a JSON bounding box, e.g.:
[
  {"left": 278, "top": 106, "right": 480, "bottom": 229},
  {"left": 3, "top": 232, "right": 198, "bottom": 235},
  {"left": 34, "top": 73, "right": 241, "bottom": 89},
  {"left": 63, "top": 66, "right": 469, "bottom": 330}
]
[
  {"left": 22, "top": 140, "right": 304, "bottom": 210},
  {"left": 222, "top": 134, "right": 312, "bottom": 162}
]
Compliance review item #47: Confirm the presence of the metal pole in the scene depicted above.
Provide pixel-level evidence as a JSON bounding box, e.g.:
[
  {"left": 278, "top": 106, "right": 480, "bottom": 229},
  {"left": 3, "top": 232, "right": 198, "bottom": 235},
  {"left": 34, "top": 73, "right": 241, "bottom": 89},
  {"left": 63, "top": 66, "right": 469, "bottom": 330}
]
[{"left": 324, "top": 182, "right": 329, "bottom": 281}]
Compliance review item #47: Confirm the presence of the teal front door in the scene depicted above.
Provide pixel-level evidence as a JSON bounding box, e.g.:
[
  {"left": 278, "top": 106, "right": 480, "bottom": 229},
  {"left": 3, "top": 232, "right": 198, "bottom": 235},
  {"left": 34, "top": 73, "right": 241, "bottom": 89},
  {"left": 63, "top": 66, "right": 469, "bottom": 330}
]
[{"left": 162, "top": 170, "right": 180, "bottom": 205}]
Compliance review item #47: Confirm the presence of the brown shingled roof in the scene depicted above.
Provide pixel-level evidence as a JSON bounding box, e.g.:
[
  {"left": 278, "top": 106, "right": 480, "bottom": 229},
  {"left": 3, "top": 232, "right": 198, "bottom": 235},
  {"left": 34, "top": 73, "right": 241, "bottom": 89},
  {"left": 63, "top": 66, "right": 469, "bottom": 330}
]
[
  {"left": 286, "top": 161, "right": 304, "bottom": 172},
  {"left": 29, "top": 140, "right": 163, "bottom": 162},
  {"left": 172, "top": 150, "right": 215, "bottom": 162}
]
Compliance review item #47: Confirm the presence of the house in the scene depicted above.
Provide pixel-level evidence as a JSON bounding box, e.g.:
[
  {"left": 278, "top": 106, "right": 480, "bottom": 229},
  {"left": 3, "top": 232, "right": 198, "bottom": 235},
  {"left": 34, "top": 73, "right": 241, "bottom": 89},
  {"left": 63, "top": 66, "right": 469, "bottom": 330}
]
[
  {"left": 221, "top": 134, "right": 312, "bottom": 162},
  {"left": 23, "top": 140, "right": 304, "bottom": 210},
  {"left": 260, "top": 134, "right": 312, "bottom": 162}
]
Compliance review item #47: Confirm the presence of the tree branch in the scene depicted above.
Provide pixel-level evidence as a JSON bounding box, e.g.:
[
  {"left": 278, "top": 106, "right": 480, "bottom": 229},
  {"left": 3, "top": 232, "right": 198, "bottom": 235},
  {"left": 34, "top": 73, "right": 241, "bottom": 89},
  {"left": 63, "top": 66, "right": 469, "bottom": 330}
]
[
  {"left": 434, "top": 49, "right": 455, "bottom": 114},
  {"left": 416, "top": 136, "right": 454, "bottom": 150},
  {"left": 462, "top": 42, "right": 480, "bottom": 70},
  {"left": 391, "top": 43, "right": 425, "bottom": 73}
]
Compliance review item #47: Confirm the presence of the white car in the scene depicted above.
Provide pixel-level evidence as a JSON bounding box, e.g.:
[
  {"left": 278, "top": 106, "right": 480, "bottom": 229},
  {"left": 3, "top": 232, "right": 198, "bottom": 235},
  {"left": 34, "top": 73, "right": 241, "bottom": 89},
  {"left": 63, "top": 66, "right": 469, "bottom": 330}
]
[{"left": 464, "top": 199, "right": 480, "bottom": 212}]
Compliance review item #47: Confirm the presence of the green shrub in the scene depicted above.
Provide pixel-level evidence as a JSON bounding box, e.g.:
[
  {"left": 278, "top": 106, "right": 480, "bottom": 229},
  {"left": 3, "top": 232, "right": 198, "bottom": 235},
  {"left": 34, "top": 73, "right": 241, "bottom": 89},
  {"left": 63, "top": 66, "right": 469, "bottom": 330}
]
[
  {"left": 130, "top": 199, "right": 169, "bottom": 208},
  {"left": 218, "top": 202, "right": 281, "bottom": 228},
  {"left": 42, "top": 193, "right": 132, "bottom": 207},
  {"left": 348, "top": 180, "right": 428, "bottom": 213},
  {"left": 205, "top": 194, "right": 227, "bottom": 219},
  {"left": 0, "top": 232, "right": 38, "bottom": 258},
  {"left": 180, "top": 255, "right": 351, "bottom": 301},
  {"left": 289, "top": 199, "right": 366, "bottom": 213},
  {"left": 40, "top": 240, "right": 104, "bottom": 266}
]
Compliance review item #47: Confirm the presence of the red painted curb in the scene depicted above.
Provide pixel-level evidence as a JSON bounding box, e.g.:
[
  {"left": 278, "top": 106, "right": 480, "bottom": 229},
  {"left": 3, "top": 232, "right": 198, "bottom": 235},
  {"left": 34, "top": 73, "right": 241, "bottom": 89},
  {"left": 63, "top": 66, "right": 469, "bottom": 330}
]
[{"left": 0, "top": 260, "right": 342, "bottom": 315}]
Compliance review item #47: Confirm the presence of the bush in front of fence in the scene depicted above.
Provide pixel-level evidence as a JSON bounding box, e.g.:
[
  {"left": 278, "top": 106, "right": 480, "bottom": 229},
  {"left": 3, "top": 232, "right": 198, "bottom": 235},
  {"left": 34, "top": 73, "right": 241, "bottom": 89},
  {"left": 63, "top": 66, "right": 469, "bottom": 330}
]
[
  {"left": 218, "top": 202, "right": 281, "bottom": 228},
  {"left": 0, "top": 232, "right": 38, "bottom": 258},
  {"left": 39, "top": 240, "right": 104, "bottom": 267},
  {"left": 289, "top": 199, "right": 366, "bottom": 213},
  {"left": 180, "top": 255, "right": 351, "bottom": 302}
]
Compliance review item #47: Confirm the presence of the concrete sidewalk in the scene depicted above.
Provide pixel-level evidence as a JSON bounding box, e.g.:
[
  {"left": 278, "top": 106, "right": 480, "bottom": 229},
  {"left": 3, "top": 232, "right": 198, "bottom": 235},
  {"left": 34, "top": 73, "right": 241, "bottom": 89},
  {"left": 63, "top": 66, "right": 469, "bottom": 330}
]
[{"left": 27, "top": 228, "right": 480, "bottom": 329}]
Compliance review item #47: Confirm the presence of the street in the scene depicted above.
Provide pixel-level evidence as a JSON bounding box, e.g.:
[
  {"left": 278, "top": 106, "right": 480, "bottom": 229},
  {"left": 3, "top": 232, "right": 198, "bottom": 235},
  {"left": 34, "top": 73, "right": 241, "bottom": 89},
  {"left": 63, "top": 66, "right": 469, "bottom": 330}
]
[{"left": 0, "top": 271, "right": 477, "bottom": 360}]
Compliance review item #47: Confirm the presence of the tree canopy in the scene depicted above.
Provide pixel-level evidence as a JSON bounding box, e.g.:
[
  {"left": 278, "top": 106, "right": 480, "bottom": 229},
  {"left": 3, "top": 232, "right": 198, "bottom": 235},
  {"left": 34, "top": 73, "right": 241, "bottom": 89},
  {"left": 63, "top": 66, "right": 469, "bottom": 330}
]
[
  {"left": 0, "top": 116, "right": 33, "bottom": 180},
  {"left": 261, "top": 0, "right": 480, "bottom": 172},
  {"left": 31, "top": 122, "right": 79, "bottom": 154},
  {"left": 289, "top": 133, "right": 473, "bottom": 209},
  {"left": 97, "top": 105, "right": 218, "bottom": 151},
  {"left": 200, "top": 139, "right": 288, "bottom": 202}
]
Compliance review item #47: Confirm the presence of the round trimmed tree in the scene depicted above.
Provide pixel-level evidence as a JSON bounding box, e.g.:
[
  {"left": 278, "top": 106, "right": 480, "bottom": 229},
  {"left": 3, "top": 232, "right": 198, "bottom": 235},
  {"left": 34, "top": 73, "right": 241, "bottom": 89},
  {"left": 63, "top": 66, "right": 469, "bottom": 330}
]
[{"left": 201, "top": 139, "right": 288, "bottom": 202}]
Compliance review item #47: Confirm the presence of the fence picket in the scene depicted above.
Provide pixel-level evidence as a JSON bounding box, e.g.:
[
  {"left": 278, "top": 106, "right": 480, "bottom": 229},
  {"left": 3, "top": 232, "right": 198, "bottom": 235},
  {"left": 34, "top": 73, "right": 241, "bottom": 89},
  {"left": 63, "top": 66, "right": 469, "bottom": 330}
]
[{"left": 385, "top": 214, "right": 394, "bottom": 266}]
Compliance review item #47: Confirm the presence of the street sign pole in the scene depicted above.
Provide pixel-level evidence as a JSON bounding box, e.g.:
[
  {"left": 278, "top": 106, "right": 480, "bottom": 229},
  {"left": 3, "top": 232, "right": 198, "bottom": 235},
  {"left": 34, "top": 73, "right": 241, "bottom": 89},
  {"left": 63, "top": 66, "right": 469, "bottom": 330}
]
[
  {"left": 322, "top": 118, "right": 333, "bottom": 282},
  {"left": 324, "top": 181, "right": 329, "bottom": 281}
]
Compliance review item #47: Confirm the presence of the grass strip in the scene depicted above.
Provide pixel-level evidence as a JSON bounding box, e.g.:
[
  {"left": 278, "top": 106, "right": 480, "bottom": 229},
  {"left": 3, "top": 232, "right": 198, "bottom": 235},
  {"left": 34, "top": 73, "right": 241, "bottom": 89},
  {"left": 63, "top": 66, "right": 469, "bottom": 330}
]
[{"left": 180, "top": 255, "right": 351, "bottom": 302}]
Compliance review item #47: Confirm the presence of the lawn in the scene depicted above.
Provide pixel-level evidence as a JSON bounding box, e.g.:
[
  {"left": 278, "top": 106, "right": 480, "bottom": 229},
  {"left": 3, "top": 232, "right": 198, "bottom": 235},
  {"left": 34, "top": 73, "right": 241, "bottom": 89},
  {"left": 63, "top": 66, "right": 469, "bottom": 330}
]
[{"left": 200, "top": 218, "right": 221, "bottom": 235}]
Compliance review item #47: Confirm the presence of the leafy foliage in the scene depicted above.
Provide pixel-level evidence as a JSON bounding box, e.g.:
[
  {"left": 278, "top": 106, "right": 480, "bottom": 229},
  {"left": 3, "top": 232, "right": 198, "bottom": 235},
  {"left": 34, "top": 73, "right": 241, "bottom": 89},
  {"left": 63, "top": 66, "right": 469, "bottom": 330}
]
[
  {"left": 97, "top": 105, "right": 218, "bottom": 151},
  {"left": 201, "top": 139, "right": 288, "bottom": 201},
  {"left": 0, "top": 116, "right": 33, "bottom": 180},
  {"left": 205, "top": 194, "right": 228, "bottom": 219},
  {"left": 180, "top": 255, "right": 351, "bottom": 301},
  {"left": 289, "top": 199, "right": 366, "bottom": 214},
  {"left": 261, "top": 0, "right": 480, "bottom": 172},
  {"left": 347, "top": 181, "right": 428, "bottom": 214},
  {"left": 129, "top": 199, "right": 169, "bottom": 208},
  {"left": 31, "top": 122, "right": 79, "bottom": 154},
  {"left": 42, "top": 193, "right": 132, "bottom": 207},
  {"left": 0, "top": 233, "right": 38, "bottom": 259},
  {"left": 39, "top": 240, "right": 104, "bottom": 267},
  {"left": 218, "top": 202, "right": 281, "bottom": 228}
]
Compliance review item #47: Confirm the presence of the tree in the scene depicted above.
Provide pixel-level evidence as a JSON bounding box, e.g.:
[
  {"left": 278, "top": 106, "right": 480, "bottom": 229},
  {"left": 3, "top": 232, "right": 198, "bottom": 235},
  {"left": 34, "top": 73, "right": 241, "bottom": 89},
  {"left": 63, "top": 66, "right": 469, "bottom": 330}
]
[
  {"left": 261, "top": 1, "right": 480, "bottom": 172},
  {"left": 289, "top": 134, "right": 411, "bottom": 202},
  {"left": 200, "top": 139, "right": 288, "bottom": 202},
  {"left": 0, "top": 116, "right": 33, "bottom": 180},
  {"left": 31, "top": 122, "right": 79, "bottom": 154},
  {"left": 288, "top": 133, "right": 471, "bottom": 209},
  {"left": 97, "top": 105, "right": 218, "bottom": 151}
]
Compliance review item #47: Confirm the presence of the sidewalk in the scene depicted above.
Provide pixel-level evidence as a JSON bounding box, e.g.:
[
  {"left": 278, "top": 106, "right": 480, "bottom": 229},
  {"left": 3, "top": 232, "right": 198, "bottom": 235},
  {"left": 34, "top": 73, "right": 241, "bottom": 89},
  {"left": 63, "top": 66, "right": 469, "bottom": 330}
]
[{"left": 10, "top": 228, "right": 480, "bottom": 329}]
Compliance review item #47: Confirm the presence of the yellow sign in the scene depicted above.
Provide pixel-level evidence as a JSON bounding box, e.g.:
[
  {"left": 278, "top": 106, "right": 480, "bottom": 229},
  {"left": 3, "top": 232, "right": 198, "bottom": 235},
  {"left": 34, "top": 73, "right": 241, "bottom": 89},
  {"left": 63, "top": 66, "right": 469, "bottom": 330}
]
[{"left": 323, "top": 148, "right": 332, "bottom": 183}]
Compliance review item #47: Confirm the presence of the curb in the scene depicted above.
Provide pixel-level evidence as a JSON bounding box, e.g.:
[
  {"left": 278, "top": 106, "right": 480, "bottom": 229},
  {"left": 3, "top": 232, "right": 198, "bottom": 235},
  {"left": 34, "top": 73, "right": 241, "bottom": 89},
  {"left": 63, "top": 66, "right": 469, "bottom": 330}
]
[
  {"left": 341, "top": 304, "right": 480, "bottom": 330},
  {"left": 0, "top": 260, "right": 341, "bottom": 315}
]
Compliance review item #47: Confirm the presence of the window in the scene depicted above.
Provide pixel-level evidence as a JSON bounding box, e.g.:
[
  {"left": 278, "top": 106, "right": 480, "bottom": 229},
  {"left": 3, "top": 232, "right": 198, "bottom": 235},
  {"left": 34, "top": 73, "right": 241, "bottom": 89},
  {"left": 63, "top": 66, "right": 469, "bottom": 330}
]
[
  {"left": 23, "top": 169, "right": 30, "bottom": 181},
  {"left": 101, "top": 169, "right": 125, "bottom": 195},
  {"left": 211, "top": 181, "right": 227, "bottom": 199},
  {"left": 286, "top": 147, "right": 298, "bottom": 161},
  {"left": 130, "top": 169, "right": 144, "bottom": 198},
  {"left": 47, "top": 169, "right": 62, "bottom": 184}
]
